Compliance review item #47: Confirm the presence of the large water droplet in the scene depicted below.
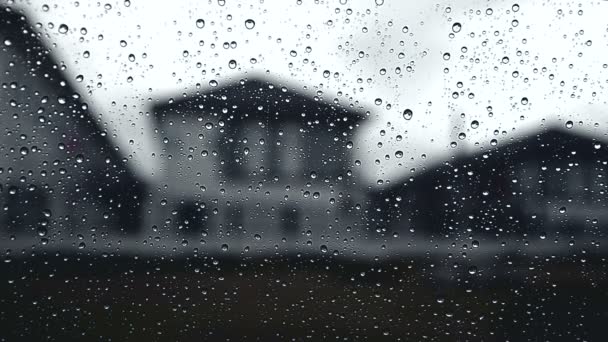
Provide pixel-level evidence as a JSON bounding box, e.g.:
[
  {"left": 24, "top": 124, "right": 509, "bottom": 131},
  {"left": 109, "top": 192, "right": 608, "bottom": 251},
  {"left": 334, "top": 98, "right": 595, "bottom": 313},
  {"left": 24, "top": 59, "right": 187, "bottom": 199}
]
[
  {"left": 245, "top": 19, "right": 256, "bottom": 29},
  {"left": 403, "top": 109, "right": 413, "bottom": 120}
]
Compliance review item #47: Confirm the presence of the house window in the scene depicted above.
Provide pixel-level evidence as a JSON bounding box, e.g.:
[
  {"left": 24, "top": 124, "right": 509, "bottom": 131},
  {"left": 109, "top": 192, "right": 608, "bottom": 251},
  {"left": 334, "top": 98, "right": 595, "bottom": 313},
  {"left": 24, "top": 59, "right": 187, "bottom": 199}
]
[
  {"left": 280, "top": 205, "right": 300, "bottom": 237},
  {"left": 3, "top": 186, "right": 47, "bottom": 234},
  {"left": 175, "top": 201, "right": 207, "bottom": 234}
]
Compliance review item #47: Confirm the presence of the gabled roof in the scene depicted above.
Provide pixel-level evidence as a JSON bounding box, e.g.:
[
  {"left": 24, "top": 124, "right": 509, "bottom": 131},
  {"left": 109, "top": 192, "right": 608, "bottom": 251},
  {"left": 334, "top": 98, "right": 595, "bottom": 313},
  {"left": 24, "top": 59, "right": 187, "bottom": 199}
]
[
  {"left": 376, "top": 128, "right": 608, "bottom": 197},
  {"left": 0, "top": 6, "right": 137, "bottom": 181},
  {"left": 152, "top": 77, "right": 366, "bottom": 131}
]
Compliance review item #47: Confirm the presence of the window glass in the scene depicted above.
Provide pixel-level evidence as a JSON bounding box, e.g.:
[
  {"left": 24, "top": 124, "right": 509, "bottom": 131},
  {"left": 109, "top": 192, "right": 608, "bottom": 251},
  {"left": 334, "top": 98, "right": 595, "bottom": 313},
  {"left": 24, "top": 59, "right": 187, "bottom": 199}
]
[{"left": 1, "top": 1, "right": 607, "bottom": 340}]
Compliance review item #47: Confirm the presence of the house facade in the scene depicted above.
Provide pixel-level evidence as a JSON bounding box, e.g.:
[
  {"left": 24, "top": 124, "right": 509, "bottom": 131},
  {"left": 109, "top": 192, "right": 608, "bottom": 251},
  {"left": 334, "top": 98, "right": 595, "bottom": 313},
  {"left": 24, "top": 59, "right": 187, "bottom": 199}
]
[
  {"left": 0, "top": 8, "right": 143, "bottom": 249},
  {"left": 147, "top": 78, "right": 367, "bottom": 255},
  {"left": 369, "top": 129, "right": 608, "bottom": 249}
]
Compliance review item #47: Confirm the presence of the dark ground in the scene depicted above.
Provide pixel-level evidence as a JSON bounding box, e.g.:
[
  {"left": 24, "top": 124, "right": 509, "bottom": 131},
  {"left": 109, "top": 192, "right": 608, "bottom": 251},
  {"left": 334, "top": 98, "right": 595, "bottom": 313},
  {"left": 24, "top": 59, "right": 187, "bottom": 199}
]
[{"left": 0, "top": 252, "right": 606, "bottom": 341}]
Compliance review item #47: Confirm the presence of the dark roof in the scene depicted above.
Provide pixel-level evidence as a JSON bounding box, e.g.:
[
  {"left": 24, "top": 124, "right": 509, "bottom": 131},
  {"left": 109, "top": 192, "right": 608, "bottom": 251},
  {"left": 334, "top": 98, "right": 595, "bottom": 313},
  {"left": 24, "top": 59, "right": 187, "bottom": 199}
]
[
  {"left": 0, "top": 6, "right": 137, "bottom": 179},
  {"left": 152, "top": 77, "right": 366, "bottom": 131},
  {"left": 0, "top": 6, "right": 143, "bottom": 230},
  {"left": 371, "top": 128, "right": 608, "bottom": 220},
  {"left": 380, "top": 128, "right": 607, "bottom": 194}
]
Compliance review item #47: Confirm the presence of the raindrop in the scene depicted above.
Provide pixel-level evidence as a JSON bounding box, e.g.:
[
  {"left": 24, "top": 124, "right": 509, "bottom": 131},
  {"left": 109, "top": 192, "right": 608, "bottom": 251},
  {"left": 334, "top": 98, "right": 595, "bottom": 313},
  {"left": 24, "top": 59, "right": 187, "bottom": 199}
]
[
  {"left": 452, "top": 23, "right": 461, "bottom": 33},
  {"left": 37, "top": 226, "right": 47, "bottom": 237},
  {"left": 196, "top": 19, "right": 205, "bottom": 29},
  {"left": 58, "top": 24, "right": 69, "bottom": 34},
  {"left": 228, "top": 60, "right": 237, "bottom": 69},
  {"left": 403, "top": 109, "right": 413, "bottom": 120},
  {"left": 245, "top": 19, "right": 256, "bottom": 29}
]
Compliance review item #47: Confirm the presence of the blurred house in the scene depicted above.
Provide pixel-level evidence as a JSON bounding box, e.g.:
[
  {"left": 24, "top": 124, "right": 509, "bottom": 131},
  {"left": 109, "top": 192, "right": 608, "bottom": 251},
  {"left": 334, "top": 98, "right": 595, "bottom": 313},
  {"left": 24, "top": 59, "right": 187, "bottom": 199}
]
[
  {"left": 148, "top": 78, "right": 367, "bottom": 254},
  {"left": 0, "top": 7, "right": 143, "bottom": 244},
  {"left": 369, "top": 129, "right": 608, "bottom": 245}
]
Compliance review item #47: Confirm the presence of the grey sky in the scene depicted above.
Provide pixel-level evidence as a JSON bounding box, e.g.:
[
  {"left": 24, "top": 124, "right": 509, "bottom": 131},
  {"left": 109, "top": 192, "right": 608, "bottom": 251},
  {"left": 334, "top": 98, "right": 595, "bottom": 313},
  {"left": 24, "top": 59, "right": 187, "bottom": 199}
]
[{"left": 12, "top": 0, "right": 608, "bottom": 186}]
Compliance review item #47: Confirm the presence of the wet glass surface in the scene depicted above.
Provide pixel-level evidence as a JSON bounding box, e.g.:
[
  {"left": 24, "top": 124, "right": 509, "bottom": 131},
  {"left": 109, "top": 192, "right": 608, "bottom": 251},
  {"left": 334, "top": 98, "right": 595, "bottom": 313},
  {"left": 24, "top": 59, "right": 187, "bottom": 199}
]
[{"left": 1, "top": 1, "right": 607, "bottom": 340}]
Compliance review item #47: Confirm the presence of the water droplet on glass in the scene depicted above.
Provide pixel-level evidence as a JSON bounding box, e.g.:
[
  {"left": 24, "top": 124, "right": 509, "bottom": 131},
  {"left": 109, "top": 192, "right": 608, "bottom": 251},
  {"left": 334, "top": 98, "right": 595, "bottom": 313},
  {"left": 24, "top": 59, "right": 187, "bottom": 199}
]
[
  {"left": 403, "top": 109, "right": 413, "bottom": 120},
  {"left": 245, "top": 19, "right": 256, "bottom": 29},
  {"left": 196, "top": 19, "right": 205, "bottom": 29}
]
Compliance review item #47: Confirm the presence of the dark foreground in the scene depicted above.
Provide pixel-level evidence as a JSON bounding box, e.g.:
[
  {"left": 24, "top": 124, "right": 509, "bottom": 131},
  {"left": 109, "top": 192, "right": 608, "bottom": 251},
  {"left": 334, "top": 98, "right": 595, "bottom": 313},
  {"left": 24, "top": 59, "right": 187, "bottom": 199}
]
[{"left": 0, "top": 253, "right": 606, "bottom": 341}]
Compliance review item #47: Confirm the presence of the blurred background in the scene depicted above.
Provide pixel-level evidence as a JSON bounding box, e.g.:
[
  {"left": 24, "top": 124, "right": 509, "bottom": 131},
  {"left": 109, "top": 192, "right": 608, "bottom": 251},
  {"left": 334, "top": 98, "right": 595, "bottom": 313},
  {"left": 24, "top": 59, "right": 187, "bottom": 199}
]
[{"left": 1, "top": 0, "right": 607, "bottom": 340}]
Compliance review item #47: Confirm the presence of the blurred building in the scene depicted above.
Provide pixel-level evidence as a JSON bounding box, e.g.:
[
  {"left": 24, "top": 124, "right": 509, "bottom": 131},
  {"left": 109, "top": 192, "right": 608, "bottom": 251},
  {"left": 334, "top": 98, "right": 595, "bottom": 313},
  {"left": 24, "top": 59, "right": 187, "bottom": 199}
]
[
  {"left": 370, "top": 129, "right": 608, "bottom": 245},
  {"left": 0, "top": 7, "right": 143, "bottom": 244},
  {"left": 148, "top": 78, "right": 367, "bottom": 254}
]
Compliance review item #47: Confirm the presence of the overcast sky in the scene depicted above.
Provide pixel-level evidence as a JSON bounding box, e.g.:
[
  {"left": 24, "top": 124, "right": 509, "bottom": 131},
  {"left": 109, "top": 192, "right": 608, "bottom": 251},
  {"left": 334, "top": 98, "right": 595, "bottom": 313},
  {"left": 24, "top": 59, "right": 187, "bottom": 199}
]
[{"left": 11, "top": 0, "right": 608, "bottom": 186}]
